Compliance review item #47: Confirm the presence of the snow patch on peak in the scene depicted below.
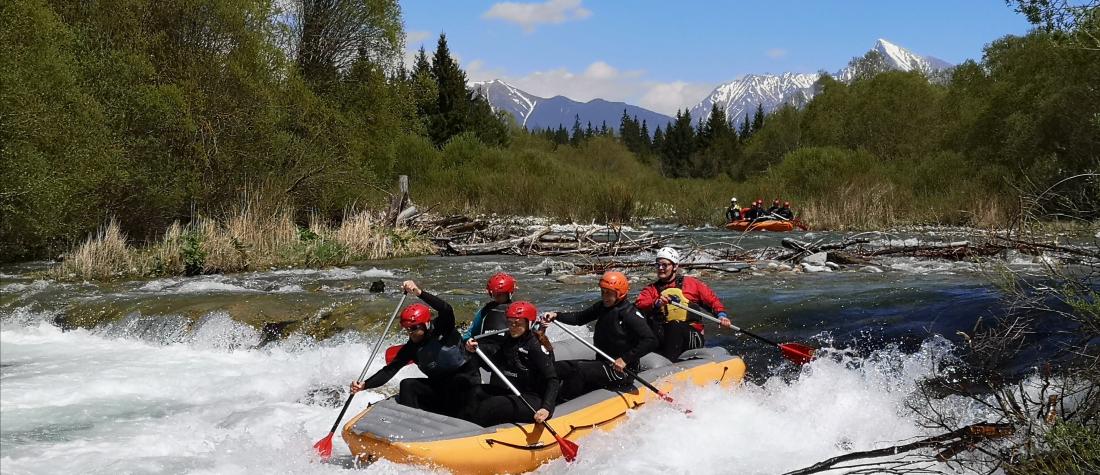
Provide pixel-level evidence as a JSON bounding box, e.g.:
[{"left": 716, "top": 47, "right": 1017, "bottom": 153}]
[{"left": 692, "top": 39, "right": 952, "bottom": 125}]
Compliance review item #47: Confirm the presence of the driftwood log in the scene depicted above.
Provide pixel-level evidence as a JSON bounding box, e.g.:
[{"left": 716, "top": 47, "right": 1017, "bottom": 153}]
[{"left": 783, "top": 423, "right": 1015, "bottom": 475}]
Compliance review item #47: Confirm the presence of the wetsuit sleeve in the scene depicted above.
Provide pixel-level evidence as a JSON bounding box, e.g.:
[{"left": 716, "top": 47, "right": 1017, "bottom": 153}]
[
  {"left": 419, "top": 291, "right": 455, "bottom": 336},
  {"left": 526, "top": 339, "right": 560, "bottom": 414},
  {"left": 361, "top": 343, "right": 416, "bottom": 389},
  {"left": 463, "top": 307, "right": 484, "bottom": 340},
  {"left": 635, "top": 284, "right": 659, "bottom": 312},
  {"left": 556, "top": 301, "right": 601, "bottom": 326},
  {"left": 620, "top": 308, "right": 658, "bottom": 367},
  {"left": 473, "top": 338, "right": 502, "bottom": 368},
  {"left": 690, "top": 277, "right": 726, "bottom": 315}
]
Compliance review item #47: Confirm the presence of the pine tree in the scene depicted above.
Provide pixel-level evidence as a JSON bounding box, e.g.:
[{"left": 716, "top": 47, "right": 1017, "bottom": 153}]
[
  {"left": 739, "top": 113, "right": 751, "bottom": 141},
  {"left": 429, "top": 34, "right": 471, "bottom": 145},
  {"left": 653, "top": 125, "right": 665, "bottom": 151},
  {"left": 410, "top": 46, "right": 438, "bottom": 129},
  {"left": 661, "top": 110, "right": 695, "bottom": 177},
  {"left": 555, "top": 125, "right": 569, "bottom": 145},
  {"left": 570, "top": 115, "right": 583, "bottom": 146},
  {"left": 640, "top": 120, "right": 651, "bottom": 149},
  {"left": 751, "top": 103, "right": 765, "bottom": 134}
]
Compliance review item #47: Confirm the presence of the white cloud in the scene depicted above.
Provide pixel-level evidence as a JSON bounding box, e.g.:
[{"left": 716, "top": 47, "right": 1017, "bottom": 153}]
[
  {"left": 766, "top": 48, "right": 788, "bottom": 59},
  {"left": 482, "top": 0, "right": 592, "bottom": 33},
  {"left": 406, "top": 30, "right": 432, "bottom": 46},
  {"left": 638, "top": 81, "right": 716, "bottom": 115},
  {"left": 465, "top": 58, "right": 713, "bottom": 115}
]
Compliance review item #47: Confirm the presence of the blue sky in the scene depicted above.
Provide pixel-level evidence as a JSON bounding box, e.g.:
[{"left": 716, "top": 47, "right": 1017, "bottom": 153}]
[{"left": 401, "top": 0, "right": 1034, "bottom": 114}]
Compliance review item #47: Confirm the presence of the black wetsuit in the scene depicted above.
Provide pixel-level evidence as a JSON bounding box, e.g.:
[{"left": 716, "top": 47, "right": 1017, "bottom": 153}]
[
  {"left": 471, "top": 330, "right": 560, "bottom": 426},
  {"left": 777, "top": 207, "right": 793, "bottom": 219},
  {"left": 553, "top": 299, "right": 658, "bottom": 401},
  {"left": 361, "top": 291, "right": 480, "bottom": 417},
  {"left": 463, "top": 301, "right": 509, "bottom": 346},
  {"left": 725, "top": 206, "right": 741, "bottom": 222}
]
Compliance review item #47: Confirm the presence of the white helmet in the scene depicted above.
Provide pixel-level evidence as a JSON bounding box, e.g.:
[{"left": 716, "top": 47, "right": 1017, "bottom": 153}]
[
  {"left": 730, "top": 197, "right": 738, "bottom": 203},
  {"left": 656, "top": 247, "right": 680, "bottom": 265}
]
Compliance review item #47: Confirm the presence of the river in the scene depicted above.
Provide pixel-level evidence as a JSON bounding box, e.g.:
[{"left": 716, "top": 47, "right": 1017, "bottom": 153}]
[{"left": 0, "top": 226, "right": 1082, "bottom": 474}]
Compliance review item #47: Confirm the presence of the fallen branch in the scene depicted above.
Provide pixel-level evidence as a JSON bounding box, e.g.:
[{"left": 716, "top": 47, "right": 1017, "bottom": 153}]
[{"left": 783, "top": 423, "right": 1014, "bottom": 475}]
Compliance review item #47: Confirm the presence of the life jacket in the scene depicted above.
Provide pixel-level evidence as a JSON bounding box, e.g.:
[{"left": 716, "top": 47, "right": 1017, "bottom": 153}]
[
  {"left": 489, "top": 331, "right": 552, "bottom": 394},
  {"left": 649, "top": 275, "right": 713, "bottom": 333},
  {"left": 475, "top": 303, "right": 508, "bottom": 335}
]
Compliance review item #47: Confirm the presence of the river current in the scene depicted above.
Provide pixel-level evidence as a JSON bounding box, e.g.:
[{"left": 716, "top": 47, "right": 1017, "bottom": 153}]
[{"left": 0, "top": 226, "right": 1079, "bottom": 474}]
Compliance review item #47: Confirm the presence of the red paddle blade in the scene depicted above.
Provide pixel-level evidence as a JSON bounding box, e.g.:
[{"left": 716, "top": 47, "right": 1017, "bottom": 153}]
[
  {"left": 555, "top": 434, "right": 579, "bottom": 462},
  {"left": 313, "top": 433, "right": 334, "bottom": 460},
  {"left": 779, "top": 343, "right": 815, "bottom": 365},
  {"left": 657, "top": 392, "right": 693, "bottom": 415},
  {"left": 384, "top": 344, "right": 402, "bottom": 364}
]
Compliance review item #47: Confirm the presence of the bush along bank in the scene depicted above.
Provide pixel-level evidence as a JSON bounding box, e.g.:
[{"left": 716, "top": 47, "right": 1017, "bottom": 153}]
[{"left": 50, "top": 208, "right": 434, "bottom": 281}]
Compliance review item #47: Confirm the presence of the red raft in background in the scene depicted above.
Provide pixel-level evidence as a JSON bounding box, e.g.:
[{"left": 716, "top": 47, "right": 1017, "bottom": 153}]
[{"left": 725, "top": 219, "right": 800, "bottom": 232}]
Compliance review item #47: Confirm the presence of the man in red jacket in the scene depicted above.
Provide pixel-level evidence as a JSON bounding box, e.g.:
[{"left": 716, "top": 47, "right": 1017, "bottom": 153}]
[{"left": 635, "top": 247, "right": 732, "bottom": 361}]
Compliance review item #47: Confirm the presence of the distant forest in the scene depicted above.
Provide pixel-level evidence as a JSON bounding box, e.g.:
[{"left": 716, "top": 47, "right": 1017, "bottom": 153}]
[{"left": 2, "top": 0, "right": 1097, "bottom": 261}]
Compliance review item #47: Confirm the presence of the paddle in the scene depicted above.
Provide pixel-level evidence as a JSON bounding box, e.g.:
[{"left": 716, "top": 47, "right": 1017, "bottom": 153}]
[
  {"left": 383, "top": 329, "right": 509, "bottom": 364},
  {"left": 313, "top": 292, "right": 407, "bottom": 460},
  {"left": 471, "top": 346, "right": 579, "bottom": 462},
  {"left": 666, "top": 300, "right": 815, "bottom": 365},
  {"left": 550, "top": 321, "right": 692, "bottom": 415}
]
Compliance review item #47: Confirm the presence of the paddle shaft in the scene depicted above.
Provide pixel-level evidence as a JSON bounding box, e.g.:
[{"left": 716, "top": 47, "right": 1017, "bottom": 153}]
[
  {"left": 327, "top": 292, "right": 407, "bottom": 434},
  {"left": 473, "top": 347, "right": 563, "bottom": 439},
  {"left": 550, "top": 320, "right": 668, "bottom": 397},
  {"left": 667, "top": 300, "right": 784, "bottom": 349},
  {"left": 472, "top": 328, "right": 509, "bottom": 341}
]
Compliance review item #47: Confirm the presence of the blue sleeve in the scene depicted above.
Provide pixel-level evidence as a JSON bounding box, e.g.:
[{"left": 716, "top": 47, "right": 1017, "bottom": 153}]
[{"left": 463, "top": 307, "right": 484, "bottom": 341}]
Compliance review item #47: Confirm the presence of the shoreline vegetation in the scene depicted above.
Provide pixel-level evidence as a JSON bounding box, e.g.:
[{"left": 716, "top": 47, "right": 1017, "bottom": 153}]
[{"left": 51, "top": 203, "right": 434, "bottom": 281}]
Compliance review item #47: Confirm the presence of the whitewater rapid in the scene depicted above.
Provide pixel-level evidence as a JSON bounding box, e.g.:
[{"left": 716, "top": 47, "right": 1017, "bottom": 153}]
[{"left": 1, "top": 308, "right": 982, "bottom": 474}]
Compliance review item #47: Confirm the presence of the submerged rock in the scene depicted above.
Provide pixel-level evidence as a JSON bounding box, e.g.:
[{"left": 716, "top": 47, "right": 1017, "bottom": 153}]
[{"left": 801, "top": 252, "right": 828, "bottom": 266}]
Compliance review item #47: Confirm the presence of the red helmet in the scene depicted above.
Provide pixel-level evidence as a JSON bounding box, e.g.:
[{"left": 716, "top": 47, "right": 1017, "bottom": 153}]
[
  {"left": 506, "top": 301, "right": 537, "bottom": 322},
  {"left": 486, "top": 272, "right": 516, "bottom": 294},
  {"left": 400, "top": 303, "right": 431, "bottom": 328},
  {"left": 784, "top": 201, "right": 790, "bottom": 207},
  {"left": 773, "top": 199, "right": 780, "bottom": 205},
  {"left": 599, "top": 271, "right": 630, "bottom": 300}
]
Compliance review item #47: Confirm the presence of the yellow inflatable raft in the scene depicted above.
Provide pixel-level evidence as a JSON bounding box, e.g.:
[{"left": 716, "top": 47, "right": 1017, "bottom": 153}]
[{"left": 342, "top": 342, "right": 746, "bottom": 474}]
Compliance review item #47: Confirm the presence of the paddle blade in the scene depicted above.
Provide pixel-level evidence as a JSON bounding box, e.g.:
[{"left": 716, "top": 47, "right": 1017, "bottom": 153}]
[
  {"left": 384, "top": 344, "right": 402, "bottom": 364},
  {"left": 779, "top": 343, "right": 815, "bottom": 365},
  {"left": 313, "top": 432, "right": 334, "bottom": 460},
  {"left": 657, "top": 392, "right": 693, "bottom": 415},
  {"left": 555, "top": 434, "right": 579, "bottom": 462}
]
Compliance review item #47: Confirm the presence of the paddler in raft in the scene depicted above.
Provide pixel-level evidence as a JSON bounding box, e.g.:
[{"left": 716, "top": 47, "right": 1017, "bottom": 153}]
[
  {"left": 636, "top": 247, "right": 732, "bottom": 361},
  {"left": 350, "top": 280, "right": 481, "bottom": 419},
  {"left": 462, "top": 272, "right": 516, "bottom": 346},
  {"left": 541, "top": 271, "right": 658, "bottom": 401},
  {"left": 464, "top": 301, "right": 560, "bottom": 426}
]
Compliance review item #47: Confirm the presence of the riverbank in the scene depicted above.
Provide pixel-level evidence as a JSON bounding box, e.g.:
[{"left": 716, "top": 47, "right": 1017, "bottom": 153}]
[{"left": 49, "top": 207, "right": 435, "bottom": 281}]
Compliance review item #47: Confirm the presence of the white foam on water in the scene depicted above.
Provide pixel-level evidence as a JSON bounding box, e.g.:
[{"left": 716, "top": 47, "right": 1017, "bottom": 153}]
[
  {"left": 1, "top": 314, "right": 984, "bottom": 475},
  {"left": 257, "top": 267, "right": 398, "bottom": 280},
  {"left": 0, "top": 315, "right": 418, "bottom": 474}
]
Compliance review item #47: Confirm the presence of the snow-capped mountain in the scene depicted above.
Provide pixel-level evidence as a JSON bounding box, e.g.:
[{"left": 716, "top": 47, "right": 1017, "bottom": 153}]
[
  {"left": 836, "top": 38, "right": 952, "bottom": 82},
  {"left": 691, "top": 39, "right": 951, "bottom": 124},
  {"left": 688, "top": 72, "right": 819, "bottom": 127},
  {"left": 473, "top": 79, "right": 673, "bottom": 132}
]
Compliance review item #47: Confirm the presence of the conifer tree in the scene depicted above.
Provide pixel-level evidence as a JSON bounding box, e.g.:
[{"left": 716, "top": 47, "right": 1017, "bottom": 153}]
[
  {"left": 410, "top": 46, "right": 438, "bottom": 129},
  {"left": 739, "top": 113, "right": 751, "bottom": 141},
  {"left": 570, "top": 115, "right": 583, "bottom": 146},
  {"left": 429, "top": 34, "right": 470, "bottom": 145},
  {"left": 751, "top": 103, "right": 765, "bottom": 134}
]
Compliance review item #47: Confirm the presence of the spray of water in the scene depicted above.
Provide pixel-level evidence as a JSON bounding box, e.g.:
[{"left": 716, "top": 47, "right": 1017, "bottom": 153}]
[{"left": 2, "top": 308, "right": 977, "bottom": 474}]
